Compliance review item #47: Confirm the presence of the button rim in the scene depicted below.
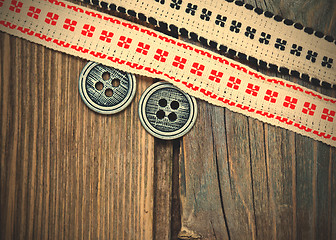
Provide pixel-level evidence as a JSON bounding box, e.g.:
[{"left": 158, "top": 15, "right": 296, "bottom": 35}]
[{"left": 138, "top": 81, "right": 197, "bottom": 140}]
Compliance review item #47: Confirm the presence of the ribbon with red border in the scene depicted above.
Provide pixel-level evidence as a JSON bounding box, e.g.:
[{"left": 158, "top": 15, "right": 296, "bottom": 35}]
[{"left": 0, "top": 0, "right": 335, "bottom": 146}]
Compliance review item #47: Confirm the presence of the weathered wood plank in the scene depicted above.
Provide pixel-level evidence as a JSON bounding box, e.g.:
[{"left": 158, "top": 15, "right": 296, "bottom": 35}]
[
  {"left": 295, "top": 135, "right": 315, "bottom": 240},
  {"left": 178, "top": 0, "right": 336, "bottom": 239},
  {"left": 153, "top": 139, "right": 173, "bottom": 240},
  {"left": 0, "top": 31, "right": 156, "bottom": 239},
  {"left": 171, "top": 139, "right": 182, "bottom": 239},
  {"left": 179, "top": 101, "right": 229, "bottom": 240},
  {"left": 247, "top": 117, "right": 273, "bottom": 240},
  {"left": 222, "top": 108, "right": 257, "bottom": 240},
  {"left": 0, "top": 0, "right": 178, "bottom": 238},
  {"left": 316, "top": 144, "right": 333, "bottom": 239},
  {"left": 265, "top": 124, "right": 296, "bottom": 239}
]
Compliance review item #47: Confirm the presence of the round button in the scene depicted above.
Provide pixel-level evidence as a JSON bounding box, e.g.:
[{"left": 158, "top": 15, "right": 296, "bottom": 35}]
[
  {"left": 138, "top": 82, "right": 197, "bottom": 140},
  {"left": 79, "top": 62, "right": 136, "bottom": 114}
]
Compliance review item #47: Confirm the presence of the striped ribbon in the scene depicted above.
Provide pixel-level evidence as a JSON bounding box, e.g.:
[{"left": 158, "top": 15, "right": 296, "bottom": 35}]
[{"left": 0, "top": 0, "right": 335, "bottom": 146}]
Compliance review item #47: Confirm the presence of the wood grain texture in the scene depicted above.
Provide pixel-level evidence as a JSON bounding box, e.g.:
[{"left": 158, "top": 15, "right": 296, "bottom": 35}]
[
  {"left": 0, "top": 0, "right": 336, "bottom": 239},
  {"left": 153, "top": 139, "right": 173, "bottom": 239},
  {"left": 178, "top": 0, "right": 336, "bottom": 239},
  {"left": 0, "top": 33, "right": 156, "bottom": 239}
]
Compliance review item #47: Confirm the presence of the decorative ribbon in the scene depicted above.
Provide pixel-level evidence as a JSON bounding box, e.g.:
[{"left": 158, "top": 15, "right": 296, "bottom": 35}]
[
  {"left": 0, "top": 0, "right": 335, "bottom": 147},
  {"left": 82, "top": 0, "right": 336, "bottom": 88}
]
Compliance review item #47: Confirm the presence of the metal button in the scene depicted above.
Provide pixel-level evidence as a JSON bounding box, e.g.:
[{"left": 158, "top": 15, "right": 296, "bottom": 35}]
[
  {"left": 79, "top": 61, "right": 136, "bottom": 114},
  {"left": 138, "top": 82, "right": 197, "bottom": 140}
]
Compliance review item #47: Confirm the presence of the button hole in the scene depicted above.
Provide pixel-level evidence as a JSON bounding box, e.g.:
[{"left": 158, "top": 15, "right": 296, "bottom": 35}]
[
  {"left": 159, "top": 98, "right": 167, "bottom": 107},
  {"left": 105, "top": 88, "right": 113, "bottom": 97},
  {"left": 170, "top": 101, "right": 179, "bottom": 110},
  {"left": 112, "top": 78, "right": 120, "bottom": 87},
  {"left": 156, "top": 110, "right": 165, "bottom": 119},
  {"left": 95, "top": 82, "right": 104, "bottom": 91},
  {"left": 168, "top": 112, "right": 177, "bottom": 121},
  {"left": 102, "top": 72, "right": 110, "bottom": 81}
]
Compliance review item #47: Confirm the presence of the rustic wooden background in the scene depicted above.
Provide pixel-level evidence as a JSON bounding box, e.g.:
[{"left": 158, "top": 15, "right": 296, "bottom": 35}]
[{"left": 0, "top": 0, "right": 335, "bottom": 239}]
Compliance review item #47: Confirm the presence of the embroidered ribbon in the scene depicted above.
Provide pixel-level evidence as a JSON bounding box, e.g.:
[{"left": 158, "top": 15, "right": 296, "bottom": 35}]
[
  {"left": 0, "top": 0, "right": 335, "bottom": 146},
  {"left": 82, "top": 0, "right": 336, "bottom": 88}
]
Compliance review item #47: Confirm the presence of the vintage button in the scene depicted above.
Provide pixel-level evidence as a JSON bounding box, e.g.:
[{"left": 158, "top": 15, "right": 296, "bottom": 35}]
[
  {"left": 79, "top": 62, "right": 136, "bottom": 114},
  {"left": 138, "top": 82, "right": 197, "bottom": 140}
]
